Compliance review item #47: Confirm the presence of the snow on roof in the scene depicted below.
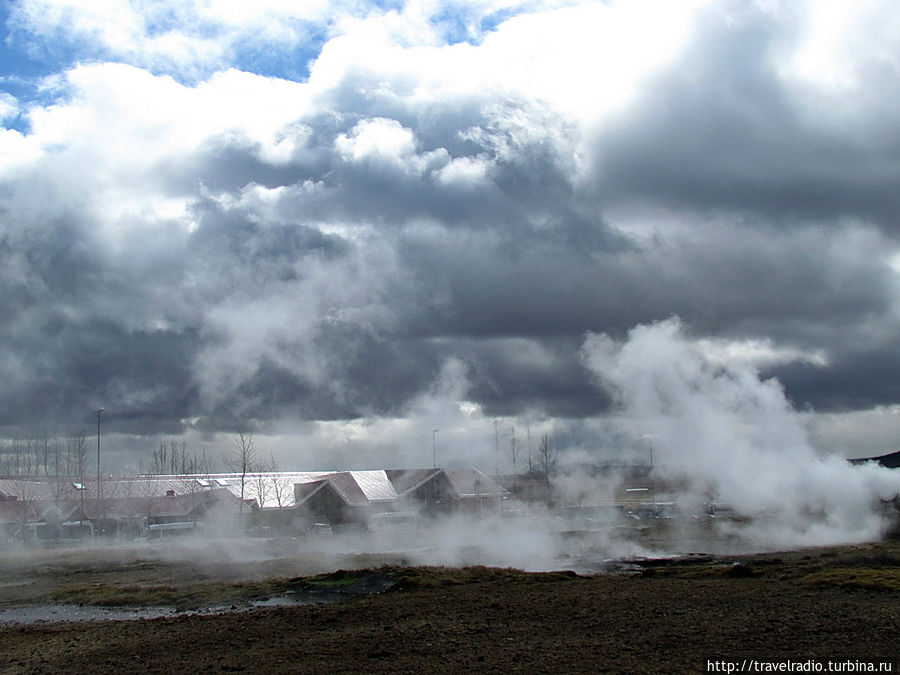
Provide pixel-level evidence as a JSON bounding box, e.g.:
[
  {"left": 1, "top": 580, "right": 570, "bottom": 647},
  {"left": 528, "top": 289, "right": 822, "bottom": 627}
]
[
  {"left": 0, "top": 479, "right": 58, "bottom": 501},
  {"left": 0, "top": 468, "right": 507, "bottom": 510},
  {"left": 442, "top": 468, "right": 508, "bottom": 497},
  {"left": 349, "top": 470, "right": 399, "bottom": 502},
  {"left": 385, "top": 469, "right": 439, "bottom": 496},
  {"left": 319, "top": 473, "right": 370, "bottom": 506}
]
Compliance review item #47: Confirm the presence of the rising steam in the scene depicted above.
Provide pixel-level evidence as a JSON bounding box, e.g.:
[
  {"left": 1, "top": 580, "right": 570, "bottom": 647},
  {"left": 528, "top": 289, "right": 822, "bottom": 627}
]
[{"left": 582, "top": 317, "right": 900, "bottom": 548}]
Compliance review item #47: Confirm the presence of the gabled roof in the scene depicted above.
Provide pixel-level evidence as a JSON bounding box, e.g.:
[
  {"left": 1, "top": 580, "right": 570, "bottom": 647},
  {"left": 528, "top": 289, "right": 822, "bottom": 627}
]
[
  {"left": 293, "top": 475, "right": 370, "bottom": 508},
  {"left": 442, "top": 468, "right": 508, "bottom": 498},
  {"left": 319, "top": 473, "right": 371, "bottom": 506},
  {"left": 293, "top": 480, "right": 329, "bottom": 506},
  {"left": 0, "top": 479, "right": 59, "bottom": 501},
  {"left": 349, "top": 470, "right": 399, "bottom": 501},
  {"left": 385, "top": 469, "right": 440, "bottom": 497},
  {"left": 75, "top": 487, "right": 241, "bottom": 519},
  {"left": 34, "top": 500, "right": 82, "bottom": 522},
  {"left": 0, "top": 500, "right": 36, "bottom": 524},
  {"left": 386, "top": 468, "right": 508, "bottom": 499}
]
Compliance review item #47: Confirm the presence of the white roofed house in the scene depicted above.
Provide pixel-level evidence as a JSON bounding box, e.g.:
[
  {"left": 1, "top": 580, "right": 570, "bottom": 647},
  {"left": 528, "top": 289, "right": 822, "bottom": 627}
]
[
  {"left": 0, "top": 467, "right": 511, "bottom": 539},
  {"left": 0, "top": 499, "right": 38, "bottom": 541},
  {"left": 387, "top": 468, "right": 509, "bottom": 517},
  {"left": 289, "top": 468, "right": 508, "bottom": 527},
  {"left": 291, "top": 470, "right": 400, "bottom": 529}
]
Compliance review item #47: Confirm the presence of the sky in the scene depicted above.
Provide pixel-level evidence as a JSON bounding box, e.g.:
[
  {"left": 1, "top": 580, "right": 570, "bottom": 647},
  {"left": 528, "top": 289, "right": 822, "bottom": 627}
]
[{"left": 2, "top": 0, "right": 900, "bottom": 472}]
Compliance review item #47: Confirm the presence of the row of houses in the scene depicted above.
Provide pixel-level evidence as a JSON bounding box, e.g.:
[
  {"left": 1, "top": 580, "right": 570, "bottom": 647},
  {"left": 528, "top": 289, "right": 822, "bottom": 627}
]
[{"left": 0, "top": 467, "right": 509, "bottom": 541}]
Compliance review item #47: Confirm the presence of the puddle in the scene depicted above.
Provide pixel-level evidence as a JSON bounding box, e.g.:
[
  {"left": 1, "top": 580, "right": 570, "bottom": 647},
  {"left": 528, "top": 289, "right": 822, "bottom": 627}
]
[
  {"left": 0, "top": 604, "right": 179, "bottom": 625},
  {"left": 0, "top": 584, "right": 387, "bottom": 625},
  {"left": 250, "top": 596, "right": 322, "bottom": 608}
]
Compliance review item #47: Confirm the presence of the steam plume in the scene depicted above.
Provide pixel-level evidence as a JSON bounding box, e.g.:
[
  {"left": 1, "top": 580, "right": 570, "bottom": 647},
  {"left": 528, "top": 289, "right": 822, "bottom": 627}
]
[{"left": 582, "top": 317, "right": 900, "bottom": 548}]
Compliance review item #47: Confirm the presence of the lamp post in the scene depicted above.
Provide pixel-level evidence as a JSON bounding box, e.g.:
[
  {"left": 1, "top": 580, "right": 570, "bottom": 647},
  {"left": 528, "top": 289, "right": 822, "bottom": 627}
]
[
  {"left": 432, "top": 429, "right": 439, "bottom": 469},
  {"left": 641, "top": 434, "right": 656, "bottom": 512},
  {"left": 97, "top": 408, "right": 104, "bottom": 533},
  {"left": 73, "top": 482, "right": 85, "bottom": 526}
]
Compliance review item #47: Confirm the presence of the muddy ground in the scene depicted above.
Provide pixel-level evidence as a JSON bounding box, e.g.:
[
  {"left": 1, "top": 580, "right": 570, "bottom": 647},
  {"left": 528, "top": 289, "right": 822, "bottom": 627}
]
[{"left": 1, "top": 539, "right": 898, "bottom": 673}]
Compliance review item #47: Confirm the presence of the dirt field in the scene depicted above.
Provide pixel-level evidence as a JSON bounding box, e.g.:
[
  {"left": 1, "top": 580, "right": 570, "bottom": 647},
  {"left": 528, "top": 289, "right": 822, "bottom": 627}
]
[{"left": 1, "top": 539, "right": 899, "bottom": 673}]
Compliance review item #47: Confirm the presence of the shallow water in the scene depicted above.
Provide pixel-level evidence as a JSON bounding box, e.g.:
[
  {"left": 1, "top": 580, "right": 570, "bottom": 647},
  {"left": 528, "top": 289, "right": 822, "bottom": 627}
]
[
  {"left": 0, "top": 592, "right": 362, "bottom": 625},
  {"left": 0, "top": 604, "right": 180, "bottom": 625}
]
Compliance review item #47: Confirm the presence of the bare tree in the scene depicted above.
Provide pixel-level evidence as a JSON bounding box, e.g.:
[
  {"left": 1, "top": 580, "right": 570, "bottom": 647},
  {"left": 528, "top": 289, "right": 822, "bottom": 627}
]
[
  {"left": 536, "top": 434, "right": 556, "bottom": 506},
  {"left": 248, "top": 458, "right": 271, "bottom": 510},
  {"left": 151, "top": 442, "right": 169, "bottom": 475},
  {"left": 526, "top": 424, "right": 534, "bottom": 475},
  {"left": 18, "top": 436, "right": 34, "bottom": 477},
  {"left": 150, "top": 440, "right": 209, "bottom": 476},
  {"left": 189, "top": 447, "right": 211, "bottom": 476},
  {"left": 228, "top": 429, "right": 256, "bottom": 514},
  {"left": 68, "top": 431, "right": 89, "bottom": 481},
  {"left": 133, "top": 478, "right": 161, "bottom": 535},
  {"left": 509, "top": 427, "right": 519, "bottom": 498},
  {"left": 167, "top": 440, "right": 182, "bottom": 475},
  {"left": 13, "top": 436, "right": 23, "bottom": 476},
  {"left": 267, "top": 453, "right": 289, "bottom": 508},
  {"left": 38, "top": 429, "right": 52, "bottom": 477}
]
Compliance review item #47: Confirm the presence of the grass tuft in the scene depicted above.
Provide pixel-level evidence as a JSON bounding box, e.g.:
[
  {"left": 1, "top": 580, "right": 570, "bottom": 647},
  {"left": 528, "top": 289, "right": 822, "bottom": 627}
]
[{"left": 798, "top": 567, "right": 900, "bottom": 592}]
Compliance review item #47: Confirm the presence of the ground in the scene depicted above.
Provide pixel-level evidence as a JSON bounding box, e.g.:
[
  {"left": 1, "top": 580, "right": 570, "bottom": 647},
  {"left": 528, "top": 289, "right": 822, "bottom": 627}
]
[{"left": 1, "top": 540, "right": 898, "bottom": 673}]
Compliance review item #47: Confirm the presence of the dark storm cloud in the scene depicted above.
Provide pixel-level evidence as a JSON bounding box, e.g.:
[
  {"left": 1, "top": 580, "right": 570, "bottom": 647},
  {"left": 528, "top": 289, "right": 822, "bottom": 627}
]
[
  {"left": 772, "top": 347, "right": 900, "bottom": 413},
  {"left": 0, "top": 316, "right": 198, "bottom": 434},
  {"left": 3, "top": 0, "right": 900, "bottom": 456},
  {"left": 454, "top": 336, "right": 612, "bottom": 418}
]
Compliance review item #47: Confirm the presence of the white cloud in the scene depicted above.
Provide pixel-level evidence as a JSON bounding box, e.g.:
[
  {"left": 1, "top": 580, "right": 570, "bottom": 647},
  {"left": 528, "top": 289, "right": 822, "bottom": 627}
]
[
  {"left": 0, "top": 128, "right": 40, "bottom": 174},
  {"left": 435, "top": 155, "right": 490, "bottom": 186},
  {"left": 475, "top": 0, "right": 705, "bottom": 122},
  {"left": 3, "top": 63, "right": 313, "bottom": 241},
  {"left": 696, "top": 337, "right": 828, "bottom": 369},
  {"left": 782, "top": 0, "right": 900, "bottom": 92},
  {"left": 0, "top": 92, "right": 19, "bottom": 121},
  {"left": 10, "top": 0, "right": 335, "bottom": 75},
  {"left": 335, "top": 117, "right": 417, "bottom": 165}
]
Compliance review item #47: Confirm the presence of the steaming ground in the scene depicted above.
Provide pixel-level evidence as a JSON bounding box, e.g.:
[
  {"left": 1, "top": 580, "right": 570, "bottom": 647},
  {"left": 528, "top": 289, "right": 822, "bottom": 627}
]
[{"left": 583, "top": 317, "right": 900, "bottom": 550}]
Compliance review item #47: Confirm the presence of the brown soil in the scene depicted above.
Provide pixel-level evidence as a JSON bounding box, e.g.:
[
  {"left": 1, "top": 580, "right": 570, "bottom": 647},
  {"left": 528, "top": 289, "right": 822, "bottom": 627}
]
[{"left": 1, "top": 542, "right": 899, "bottom": 674}]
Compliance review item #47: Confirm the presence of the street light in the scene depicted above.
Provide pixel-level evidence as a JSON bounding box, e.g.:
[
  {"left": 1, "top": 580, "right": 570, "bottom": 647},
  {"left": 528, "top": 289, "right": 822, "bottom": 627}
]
[
  {"left": 73, "top": 482, "right": 85, "bottom": 526},
  {"left": 97, "top": 408, "right": 104, "bottom": 533},
  {"left": 432, "top": 429, "right": 439, "bottom": 469},
  {"left": 641, "top": 434, "right": 656, "bottom": 511}
]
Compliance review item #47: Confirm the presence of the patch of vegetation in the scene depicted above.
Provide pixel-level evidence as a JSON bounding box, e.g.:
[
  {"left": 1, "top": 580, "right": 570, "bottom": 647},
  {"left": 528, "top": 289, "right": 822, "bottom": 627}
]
[
  {"left": 291, "top": 568, "right": 381, "bottom": 588},
  {"left": 386, "top": 565, "right": 582, "bottom": 591},
  {"left": 48, "top": 579, "right": 279, "bottom": 611},
  {"left": 798, "top": 568, "right": 900, "bottom": 592},
  {"left": 273, "top": 565, "right": 582, "bottom": 596}
]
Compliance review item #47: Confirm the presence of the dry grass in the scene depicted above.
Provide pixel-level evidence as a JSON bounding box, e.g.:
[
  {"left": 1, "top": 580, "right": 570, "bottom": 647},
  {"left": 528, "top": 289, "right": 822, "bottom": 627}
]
[
  {"left": 798, "top": 567, "right": 900, "bottom": 591},
  {"left": 1, "top": 538, "right": 898, "bottom": 615}
]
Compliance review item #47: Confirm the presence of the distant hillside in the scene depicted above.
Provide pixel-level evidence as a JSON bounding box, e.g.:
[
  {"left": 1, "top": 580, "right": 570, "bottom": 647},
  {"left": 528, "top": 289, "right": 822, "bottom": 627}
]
[{"left": 849, "top": 450, "right": 900, "bottom": 468}]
